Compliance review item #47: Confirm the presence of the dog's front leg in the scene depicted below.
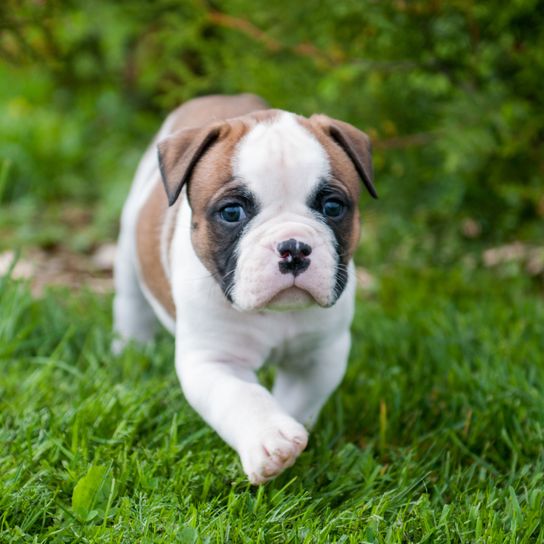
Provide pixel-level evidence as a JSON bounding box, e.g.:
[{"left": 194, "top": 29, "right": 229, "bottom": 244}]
[
  {"left": 272, "top": 332, "right": 351, "bottom": 428},
  {"left": 176, "top": 350, "right": 308, "bottom": 484}
]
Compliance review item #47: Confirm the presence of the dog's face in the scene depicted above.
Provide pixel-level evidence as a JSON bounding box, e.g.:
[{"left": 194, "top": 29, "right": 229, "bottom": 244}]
[{"left": 158, "top": 110, "right": 375, "bottom": 311}]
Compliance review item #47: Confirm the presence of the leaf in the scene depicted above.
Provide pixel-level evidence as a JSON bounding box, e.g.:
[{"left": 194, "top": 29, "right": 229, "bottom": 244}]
[{"left": 72, "top": 465, "right": 112, "bottom": 522}]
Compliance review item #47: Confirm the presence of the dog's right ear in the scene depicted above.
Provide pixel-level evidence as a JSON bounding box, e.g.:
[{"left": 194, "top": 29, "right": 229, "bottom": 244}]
[{"left": 157, "top": 125, "right": 222, "bottom": 206}]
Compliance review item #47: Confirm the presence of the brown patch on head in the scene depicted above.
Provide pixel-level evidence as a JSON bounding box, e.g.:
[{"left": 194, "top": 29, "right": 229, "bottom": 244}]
[
  {"left": 157, "top": 95, "right": 273, "bottom": 207},
  {"left": 185, "top": 119, "right": 250, "bottom": 274},
  {"left": 157, "top": 108, "right": 280, "bottom": 295},
  {"left": 135, "top": 95, "right": 273, "bottom": 316},
  {"left": 157, "top": 107, "right": 281, "bottom": 205},
  {"left": 188, "top": 111, "right": 279, "bottom": 284}
]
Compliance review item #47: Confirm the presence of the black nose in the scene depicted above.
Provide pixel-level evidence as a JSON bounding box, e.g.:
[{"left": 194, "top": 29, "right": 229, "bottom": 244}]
[{"left": 277, "top": 239, "right": 312, "bottom": 276}]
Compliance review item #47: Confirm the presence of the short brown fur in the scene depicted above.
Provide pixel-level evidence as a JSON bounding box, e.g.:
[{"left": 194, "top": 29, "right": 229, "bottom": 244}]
[
  {"left": 136, "top": 177, "right": 177, "bottom": 318},
  {"left": 187, "top": 112, "right": 280, "bottom": 274}
]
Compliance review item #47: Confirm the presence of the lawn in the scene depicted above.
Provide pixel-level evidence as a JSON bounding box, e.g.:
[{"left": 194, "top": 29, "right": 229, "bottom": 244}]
[{"left": 1, "top": 257, "right": 543, "bottom": 542}]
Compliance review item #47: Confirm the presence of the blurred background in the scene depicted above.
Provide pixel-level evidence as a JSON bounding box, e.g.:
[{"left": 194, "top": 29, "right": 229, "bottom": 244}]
[{"left": 0, "top": 0, "right": 543, "bottom": 291}]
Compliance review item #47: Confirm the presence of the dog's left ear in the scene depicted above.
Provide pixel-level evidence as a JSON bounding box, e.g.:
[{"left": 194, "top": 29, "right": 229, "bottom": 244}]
[
  {"left": 310, "top": 115, "right": 377, "bottom": 199},
  {"left": 157, "top": 124, "right": 222, "bottom": 206}
]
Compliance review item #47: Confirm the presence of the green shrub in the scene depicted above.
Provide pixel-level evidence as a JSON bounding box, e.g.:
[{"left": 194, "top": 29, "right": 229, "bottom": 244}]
[{"left": 1, "top": 0, "right": 542, "bottom": 246}]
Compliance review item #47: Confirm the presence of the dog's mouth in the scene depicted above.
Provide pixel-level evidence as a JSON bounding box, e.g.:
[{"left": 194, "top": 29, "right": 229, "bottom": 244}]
[
  {"left": 264, "top": 286, "right": 315, "bottom": 311},
  {"left": 228, "top": 246, "right": 339, "bottom": 312}
]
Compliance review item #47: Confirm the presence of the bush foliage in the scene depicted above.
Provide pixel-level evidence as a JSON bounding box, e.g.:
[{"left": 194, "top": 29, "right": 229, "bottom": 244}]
[{"left": 1, "top": 0, "right": 543, "bottom": 245}]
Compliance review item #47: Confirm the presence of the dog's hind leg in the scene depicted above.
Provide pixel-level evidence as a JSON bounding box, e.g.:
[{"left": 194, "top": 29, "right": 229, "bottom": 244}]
[{"left": 112, "top": 226, "right": 157, "bottom": 354}]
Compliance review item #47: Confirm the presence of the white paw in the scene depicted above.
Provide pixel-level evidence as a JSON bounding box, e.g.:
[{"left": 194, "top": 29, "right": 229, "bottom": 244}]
[
  {"left": 239, "top": 414, "right": 309, "bottom": 485},
  {"left": 111, "top": 337, "right": 127, "bottom": 356}
]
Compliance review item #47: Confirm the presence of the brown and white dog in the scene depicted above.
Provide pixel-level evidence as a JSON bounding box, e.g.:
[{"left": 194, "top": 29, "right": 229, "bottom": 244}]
[{"left": 113, "top": 94, "right": 376, "bottom": 484}]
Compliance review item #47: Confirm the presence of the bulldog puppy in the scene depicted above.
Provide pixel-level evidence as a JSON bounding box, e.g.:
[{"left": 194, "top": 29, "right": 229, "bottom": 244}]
[{"left": 113, "top": 93, "right": 376, "bottom": 484}]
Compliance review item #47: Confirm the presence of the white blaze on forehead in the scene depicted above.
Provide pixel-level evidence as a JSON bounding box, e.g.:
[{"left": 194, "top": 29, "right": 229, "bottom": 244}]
[{"left": 232, "top": 112, "right": 330, "bottom": 207}]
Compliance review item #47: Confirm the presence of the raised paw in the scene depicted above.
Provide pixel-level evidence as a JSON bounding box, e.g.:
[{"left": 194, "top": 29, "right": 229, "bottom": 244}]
[{"left": 239, "top": 414, "right": 309, "bottom": 485}]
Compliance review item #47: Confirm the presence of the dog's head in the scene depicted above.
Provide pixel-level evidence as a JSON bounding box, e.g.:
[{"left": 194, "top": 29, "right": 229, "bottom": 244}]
[{"left": 158, "top": 110, "right": 376, "bottom": 311}]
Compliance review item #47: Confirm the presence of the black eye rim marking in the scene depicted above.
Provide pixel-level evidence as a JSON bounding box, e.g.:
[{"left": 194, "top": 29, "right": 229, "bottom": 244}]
[
  {"left": 206, "top": 185, "right": 260, "bottom": 302},
  {"left": 307, "top": 179, "right": 352, "bottom": 222},
  {"left": 307, "top": 178, "right": 355, "bottom": 304}
]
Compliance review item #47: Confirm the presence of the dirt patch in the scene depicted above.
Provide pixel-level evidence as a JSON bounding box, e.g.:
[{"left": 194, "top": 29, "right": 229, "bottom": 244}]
[
  {"left": 483, "top": 242, "right": 544, "bottom": 276},
  {"left": 0, "top": 244, "right": 116, "bottom": 296}
]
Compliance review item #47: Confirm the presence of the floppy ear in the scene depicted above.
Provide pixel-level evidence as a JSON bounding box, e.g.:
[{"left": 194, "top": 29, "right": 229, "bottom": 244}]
[
  {"left": 157, "top": 125, "right": 222, "bottom": 206},
  {"left": 310, "top": 114, "right": 377, "bottom": 199}
]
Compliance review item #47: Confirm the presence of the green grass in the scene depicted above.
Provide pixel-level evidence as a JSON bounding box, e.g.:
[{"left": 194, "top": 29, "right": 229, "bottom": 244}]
[{"left": 1, "top": 264, "right": 543, "bottom": 543}]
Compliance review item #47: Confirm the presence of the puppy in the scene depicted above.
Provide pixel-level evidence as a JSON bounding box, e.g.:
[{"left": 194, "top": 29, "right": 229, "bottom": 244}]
[{"left": 113, "top": 94, "right": 376, "bottom": 484}]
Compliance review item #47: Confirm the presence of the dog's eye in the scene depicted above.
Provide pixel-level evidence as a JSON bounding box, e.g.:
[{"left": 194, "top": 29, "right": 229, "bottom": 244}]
[
  {"left": 322, "top": 199, "right": 345, "bottom": 218},
  {"left": 219, "top": 204, "right": 246, "bottom": 223}
]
